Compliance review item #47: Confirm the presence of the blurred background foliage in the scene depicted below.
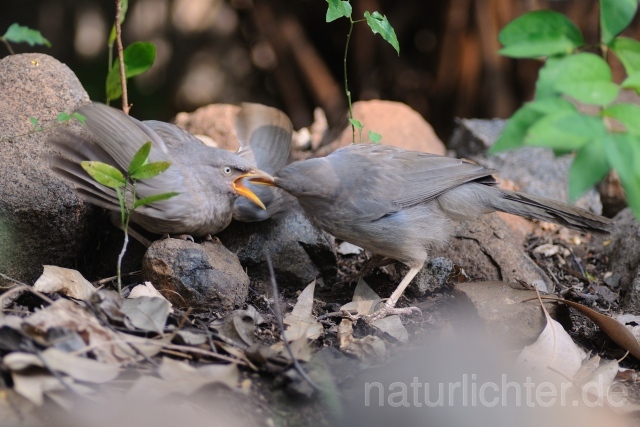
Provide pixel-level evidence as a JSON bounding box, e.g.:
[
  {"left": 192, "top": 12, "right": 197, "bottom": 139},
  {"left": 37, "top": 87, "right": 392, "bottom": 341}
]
[{"left": 2, "top": 0, "right": 639, "bottom": 141}]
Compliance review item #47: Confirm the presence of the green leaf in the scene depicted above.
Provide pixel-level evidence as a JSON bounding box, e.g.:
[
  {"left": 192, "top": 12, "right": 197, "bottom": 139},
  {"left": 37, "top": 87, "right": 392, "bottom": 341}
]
[
  {"left": 568, "top": 139, "right": 610, "bottom": 201},
  {"left": 525, "top": 111, "right": 607, "bottom": 150},
  {"left": 349, "top": 118, "right": 363, "bottom": 130},
  {"left": 81, "top": 161, "right": 126, "bottom": 189},
  {"left": 604, "top": 133, "right": 640, "bottom": 219},
  {"left": 498, "top": 10, "right": 584, "bottom": 58},
  {"left": 368, "top": 131, "right": 382, "bottom": 143},
  {"left": 106, "top": 42, "right": 156, "bottom": 100},
  {"left": 600, "top": 0, "right": 638, "bottom": 45},
  {"left": 130, "top": 161, "right": 171, "bottom": 180},
  {"left": 326, "top": 0, "right": 352, "bottom": 22},
  {"left": 56, "top": 112, "right": 71, "bottom": 122},
  {"left": 128, "top": 141, "right": 151, "bottom": 175},
  {"left": 29, "top": 117, "right": 39, "bottom": 127},
  {"left": 2, "top": 23, "right": 51, "bottom": 47},
  {"left": 133, "top": 191, "right": 180, "bottom": 210},
  {"left": 364, "top": 11, "right": 400, "bottom": 55},
  {"left": 611, "top": 37, "right": 640, "bottom": 75},
  {"left": 536, "top": 53, "right": 619, "bottom": 105},
  {"left": 115, "top": 187, "right": 126, "bottom": 223},
  {"left": 73, "top": 112, "right": 86, "bottom": 125},
  {"left": 489, "top": 97, "right": 576, "bottom": 153},
  {"left": 622, "top": 70, "right": 640, "bottom": 94},
  {"left": 602, "top": 103, "right": 640, "bottom": 135}
]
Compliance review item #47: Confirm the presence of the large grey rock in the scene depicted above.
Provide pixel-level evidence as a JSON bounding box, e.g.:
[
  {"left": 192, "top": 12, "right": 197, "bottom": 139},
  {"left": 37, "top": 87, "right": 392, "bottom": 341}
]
[
  {"left": 142, "top": 238, "right": 249, "bottom": 312},
  {"left": 217, "top": 202, "right": 337, "bottom": 289},
  {"left": 439, "top": 213, "right": 551, "bottom": 289},
  {"left": 0, "top": 53, "right": 94, "bottom": 285},
  {"left": 603, "top": 208, "right": 640, "bottom": 312}
]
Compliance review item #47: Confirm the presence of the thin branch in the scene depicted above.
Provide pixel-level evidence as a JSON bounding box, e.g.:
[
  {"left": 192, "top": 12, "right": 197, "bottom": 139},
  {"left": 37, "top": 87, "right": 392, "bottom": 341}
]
[
  {"left": 114, "top": 0, "right": 129, "bottom": 114},
  {"left": 264, "top": 251, "right": 320, "bottom": 391},
  {"left": 2, "top": 38, "right": 15, "bottom": 55}
]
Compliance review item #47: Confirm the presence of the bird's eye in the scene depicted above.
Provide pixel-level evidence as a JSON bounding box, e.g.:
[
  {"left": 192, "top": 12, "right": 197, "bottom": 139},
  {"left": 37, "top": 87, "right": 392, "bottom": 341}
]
[{"left": 222, "top": 166, "right": 232, "bottom": 175}]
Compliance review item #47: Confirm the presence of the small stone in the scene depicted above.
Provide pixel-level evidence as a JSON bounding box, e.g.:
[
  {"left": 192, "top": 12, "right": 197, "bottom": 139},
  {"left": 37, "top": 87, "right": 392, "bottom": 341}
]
[{"left": 142, "top": 238, "right": 249, "bottom": 312}]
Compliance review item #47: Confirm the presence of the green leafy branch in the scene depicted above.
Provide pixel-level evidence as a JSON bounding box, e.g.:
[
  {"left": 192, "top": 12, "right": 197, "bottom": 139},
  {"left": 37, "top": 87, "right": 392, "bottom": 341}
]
[
  {"left": 1, "top": 23, "right": 50, "bottom": 55},
  {"left": 326, "top": 0, "right": 399, "bottom": 144},
  {"left": 81, "top": 142, "right": 178, "bottom": 295},
  {"left": 490, "top": 1, "right": 640, "bottom": 219}
]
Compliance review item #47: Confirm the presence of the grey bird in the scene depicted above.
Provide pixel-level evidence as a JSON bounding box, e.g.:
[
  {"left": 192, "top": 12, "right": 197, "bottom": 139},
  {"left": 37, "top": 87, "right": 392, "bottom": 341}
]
[
  {"left": 233, "top": 103, "right": 294, "bottom": 222},
  {"left": 250, "top": 143, "right": 614, "bottom": 320},
  {"left": 50, "top": 102, "right": 273, "bottom": 237}
]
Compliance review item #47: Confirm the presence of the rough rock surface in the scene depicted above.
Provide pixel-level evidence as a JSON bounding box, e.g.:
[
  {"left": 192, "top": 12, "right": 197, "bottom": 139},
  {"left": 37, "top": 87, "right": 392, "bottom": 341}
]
[
  {"left": 0, "top": 53, "right": 95, "bottom": 285},
  {"left": 316, "top": 100, "right": 446, "bottom": 157},
  {"left": 603, "top": 208, "right": 640, "bottom": 311},
  {"left": 438, "top": 214, "right": 552, "bottom": 289},
  {"left": 399, "top": 257, "right": 454, "bottom": 297},
  {"left": 217, "top": 202, "right": 337, "bottom": 289},
  {"left": 142, "top": 238, "right": 249, "bottom": 312}
]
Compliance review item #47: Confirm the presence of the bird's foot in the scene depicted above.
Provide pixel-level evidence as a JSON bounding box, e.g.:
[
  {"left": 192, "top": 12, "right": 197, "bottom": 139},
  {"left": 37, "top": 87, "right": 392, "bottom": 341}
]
[
  {"left": 162, "top": 233, "right": 195, "bottom": 243},
  {"left": 364, "top": 300, "right": 422, "bottom": 322}
]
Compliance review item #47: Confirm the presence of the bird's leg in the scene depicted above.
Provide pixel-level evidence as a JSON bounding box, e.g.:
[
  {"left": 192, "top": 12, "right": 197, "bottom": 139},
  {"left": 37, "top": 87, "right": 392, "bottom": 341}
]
[
  {"left": 162, "top": 233, "right": 195, "bottom": 243},
  {"left": 365, "top": 265, "right": 423, "bottom": 322}
]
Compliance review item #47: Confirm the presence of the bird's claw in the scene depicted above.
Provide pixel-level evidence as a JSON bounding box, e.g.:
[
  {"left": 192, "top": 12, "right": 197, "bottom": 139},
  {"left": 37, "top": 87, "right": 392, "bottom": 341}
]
[{"left": 365, "top": 300, "right": 422, "bottom": 322}]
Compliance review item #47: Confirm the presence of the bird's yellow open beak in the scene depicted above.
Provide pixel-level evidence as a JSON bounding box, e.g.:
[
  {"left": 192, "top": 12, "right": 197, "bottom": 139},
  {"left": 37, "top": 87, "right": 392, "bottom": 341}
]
[{"left": 232, "top": 170, "right": 274, "bottom": 210}]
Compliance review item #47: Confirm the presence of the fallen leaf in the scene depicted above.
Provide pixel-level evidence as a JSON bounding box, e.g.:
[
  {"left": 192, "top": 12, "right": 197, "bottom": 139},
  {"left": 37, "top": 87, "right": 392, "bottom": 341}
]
[
  {"left": 283, "top": 280, "right": 323, "bottom": 342},
  {"left": 33, "top": 266, "right": 96, "bottom": 300},
  {"left": 337, "top": 319, "right": 386, "bottom": 363},
  {"left": 4, "top": 347, "right": 119, "bottom": 383},
  {"left": 337, "top": 242, "right": 363, "bottom": 255},
  {"left": 341, "top": 278, "right": 408, "bottom": 342},
  {"left": 129, "top": 282, "right": 173, "bottom": 313},
  {"left": 210, "top": 307, "right": 264, "bottom": 348},
  {"left": 516, "top": 295, "right": 587, "bottom": 382},
  {"left": 121, "top": 296, "right": 170, "bottom": 334},
  {"left": 539, "top": 296, "right": 640, "bottom": 360}
]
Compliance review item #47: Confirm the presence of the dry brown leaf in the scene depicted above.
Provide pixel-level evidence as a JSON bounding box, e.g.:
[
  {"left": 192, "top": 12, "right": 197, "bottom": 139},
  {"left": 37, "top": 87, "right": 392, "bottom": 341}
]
[
  {"left": 337, "top": 319, "right": 386, "bottom": 363},
  {"left": 33, "top": 266, "right": 96, "bottom": 300},
  {"left": 4, "top": 348, "right": 119, "bottom": 383},
  {"left": 516, "top": 296, "right": 587, "bottom": 382},
  {"left": 341, "top": 278, "right": 408, "bottom": 342},
  {"left": 24, "top": 299, "right": 161, "bottom": 365},
  {"left": 539, "top": 296, "right": 640, "bottom": 360},
  {"left": 121, "top": 296, "right": 170, "bottom": 334},
  {"left": 129, "top": 282, "right": 173, "bottom": 313},
  {"left": 283, "top": 280, "right": 323, "bottom": 342}
]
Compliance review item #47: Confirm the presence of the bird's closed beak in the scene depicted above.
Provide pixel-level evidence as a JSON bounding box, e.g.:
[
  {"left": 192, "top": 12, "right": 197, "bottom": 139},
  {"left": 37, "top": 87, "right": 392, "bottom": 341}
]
[{"left": 233, "top": 170, "right": 274, "bottom": 210}]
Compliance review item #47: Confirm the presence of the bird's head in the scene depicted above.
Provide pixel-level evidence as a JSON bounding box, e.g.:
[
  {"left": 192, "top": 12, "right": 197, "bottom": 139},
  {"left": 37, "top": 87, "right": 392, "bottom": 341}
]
[{"left": 215, "top": 153, "right": 274, "bottom": 210}]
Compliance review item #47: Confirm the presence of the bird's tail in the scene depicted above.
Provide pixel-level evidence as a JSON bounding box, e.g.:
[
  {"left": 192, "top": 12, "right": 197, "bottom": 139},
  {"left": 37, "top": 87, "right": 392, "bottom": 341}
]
[
  {"left": 488, "top": 188, "right": 614, "bottom": 235},
  {"left": 438, "top": 183, "right": 614, "bottom": 235}
]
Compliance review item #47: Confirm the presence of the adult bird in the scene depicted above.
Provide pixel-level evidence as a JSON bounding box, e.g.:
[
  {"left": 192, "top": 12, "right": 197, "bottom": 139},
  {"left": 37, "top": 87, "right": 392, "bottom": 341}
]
[
  {"left": 251, "top": 143, "right": 614, "bottom": 320},
  {"left": 50, "top": 102, "right": 273, "bottom": 238}
]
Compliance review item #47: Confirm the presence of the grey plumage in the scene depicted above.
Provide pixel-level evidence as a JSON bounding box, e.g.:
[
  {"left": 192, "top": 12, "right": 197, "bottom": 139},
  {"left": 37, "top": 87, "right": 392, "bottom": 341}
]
[
  {"left": 271, "top": 143, "right": 614, "bottom": 319},
  {"left": 50, "top": 102, "right": 272, "bottom": 236},
  {"left": 232, "top": 103, "right": 294, "bottom": 222}
]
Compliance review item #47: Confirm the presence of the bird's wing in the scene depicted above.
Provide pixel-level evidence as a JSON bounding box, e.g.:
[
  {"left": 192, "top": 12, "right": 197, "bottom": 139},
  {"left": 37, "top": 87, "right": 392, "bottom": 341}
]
[
  {"left": 329, "top": 144, "right": 495, "bottom": 213},
  {"left": 235, "top": 103, "right": 292, "bottom": 173},
  {"left": 51, "top": 103, "right": 191, "bottom": 221}
]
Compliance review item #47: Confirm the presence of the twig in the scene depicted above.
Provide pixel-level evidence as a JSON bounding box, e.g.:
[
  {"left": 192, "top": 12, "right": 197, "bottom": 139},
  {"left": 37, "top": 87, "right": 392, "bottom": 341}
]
[
  {"left": 316, "top": 310, "right": 357, "bottom": 321},
  {"left": 2, "top": 38, "right": 15, "bottom": 55},
  {"left": 92, "top": 270, "right": 141, "bottom": 287},
  {"left": 264, "top": 251, "right": 320, "bottom": 391},
  {"left": 114, "top": 0, "right": 129, "bottom": 114}
]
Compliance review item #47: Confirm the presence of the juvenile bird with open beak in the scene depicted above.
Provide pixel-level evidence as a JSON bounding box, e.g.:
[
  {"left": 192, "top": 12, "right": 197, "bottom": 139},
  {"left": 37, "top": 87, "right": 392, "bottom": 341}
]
[{"left": 50, "top": 102, "right": 274, "bottom": 238}]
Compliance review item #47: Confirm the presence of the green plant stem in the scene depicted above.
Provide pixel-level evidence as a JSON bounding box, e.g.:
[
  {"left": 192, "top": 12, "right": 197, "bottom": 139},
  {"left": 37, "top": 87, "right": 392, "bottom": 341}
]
[
  {"left": 1, "top": 38, "right": 14, "bottom": 55},
  {"left": 114, "top": 0, "right": 129, "bottom": 114},
  {"left": 0, "top": 122, "right": 65, "bottom": 143},
  {"left": 344, "top": 17, "right": 355, "bottom": 143},
  {"left": 117, "top": 218, "right": 128, "bottom": 296}
]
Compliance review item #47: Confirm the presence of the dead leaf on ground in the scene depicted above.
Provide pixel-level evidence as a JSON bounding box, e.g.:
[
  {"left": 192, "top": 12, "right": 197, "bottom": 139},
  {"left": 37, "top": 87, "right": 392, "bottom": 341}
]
[
  {"left": 129, "top": 282, "right": 173, "bottom": 313},
  {"left": 283, "top": 280, "right": 323, "bottom": 342},
  {"left": 210, "top": 306, "right": 265, "bottom": 348},
  {"left": 337, "top": 319, "right": 386, "bottom": 363},
  {"left": 538, "top": 296, "right": 640, "bottom": 360},
  {"left": 33, "top": 266, "right": 96, "bottom": 301},
  {"left": 516, "top": 295, "right": 587, "bottom": 382},
  {"left": 126, "top": 357, "right": 239, "bottom": 400},
  {"left": 341, "top": 278, "right": 408, "bottom": 342},
  {"left": 121, "top": 296, "right": 171, "bottom": 334}
]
